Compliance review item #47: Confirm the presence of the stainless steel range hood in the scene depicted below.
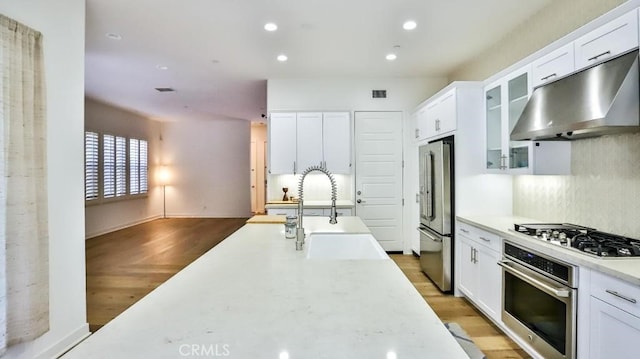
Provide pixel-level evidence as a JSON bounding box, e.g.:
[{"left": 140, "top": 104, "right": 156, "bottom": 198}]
[{"left": 510, "top": 49, "right": 640, "bottom": 141}]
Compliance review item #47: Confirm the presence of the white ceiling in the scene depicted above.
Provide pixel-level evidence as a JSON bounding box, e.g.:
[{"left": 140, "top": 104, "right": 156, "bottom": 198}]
[{"left": 85, "top": 0, "right": 552, "bottom": 122}]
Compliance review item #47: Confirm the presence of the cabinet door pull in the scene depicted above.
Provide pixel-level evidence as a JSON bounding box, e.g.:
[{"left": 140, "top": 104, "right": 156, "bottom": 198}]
[
  {"left": 588, "top": 50, "right": 611, "bottom": 62},
  {"left": 460, "top": 228, "right": 469, "bottom": 234},
  {"left": 293, "top": 161, "right": 297, "bottom": 174},
  {"left": 500, "top": 154, "right": 507, "bottom": 170},
  {"left": 480, "top": 236, "right": 491, "bottom": 242},
  {"left": 605, "top": 289, "right": 637, "bottom": 304},
  {"left": 540, "top": 73, "right": 557, "bottom": 81}
]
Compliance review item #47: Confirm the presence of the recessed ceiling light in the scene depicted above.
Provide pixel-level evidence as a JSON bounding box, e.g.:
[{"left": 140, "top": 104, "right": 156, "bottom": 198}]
[
  {"left": 264, "top": 23, "right": 278, "bottom": 31},
  {"left": 105, "top": 33, "right": 122, "bottom": 40},
  {"left": 277, "top": 54, "right": 288, "bottom": 62},
  {"left": 156, "top": 65, "right": 168, "bottom": 70},
  {"left": 403, "top": 20, "right": 417, "bottom": 30},
  {"left": 386, "top": 53, "right": 397, "bottom": 61}
]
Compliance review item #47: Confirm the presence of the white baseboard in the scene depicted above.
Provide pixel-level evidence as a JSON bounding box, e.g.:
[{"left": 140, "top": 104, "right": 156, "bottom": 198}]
[
  {"left": 41, "top": 323, "right": 90, "bottom": 359},
  {"left": 85, "top": 215, "right": 162, "bottom": 239},
  {"left": 165, "top": 214, "right": 252, "bottom": 218}
]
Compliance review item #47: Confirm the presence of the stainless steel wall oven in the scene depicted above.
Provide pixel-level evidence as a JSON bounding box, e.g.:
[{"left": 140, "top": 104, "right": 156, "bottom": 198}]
[{"left": 499, "top": 242, "right": 577, "bottom": 359}]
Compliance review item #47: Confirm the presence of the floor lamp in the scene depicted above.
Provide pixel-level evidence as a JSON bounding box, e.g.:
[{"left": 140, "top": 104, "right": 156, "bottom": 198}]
[{"left": 158, "top": 166, "right": 170, "bottom": 219}]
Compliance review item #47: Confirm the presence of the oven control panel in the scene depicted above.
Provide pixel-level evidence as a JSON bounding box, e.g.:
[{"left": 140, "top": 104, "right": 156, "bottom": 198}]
[{"left": 504, "top": 242, "right": 570, "bottom": 283}]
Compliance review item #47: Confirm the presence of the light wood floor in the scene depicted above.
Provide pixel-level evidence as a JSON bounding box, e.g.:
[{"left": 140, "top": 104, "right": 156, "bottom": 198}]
[
  {"left": 85, "top": 217, "right": 248, "bottom": 332},
  {"left": 390, "top": 254, "right": 530, "bottom": 359}
]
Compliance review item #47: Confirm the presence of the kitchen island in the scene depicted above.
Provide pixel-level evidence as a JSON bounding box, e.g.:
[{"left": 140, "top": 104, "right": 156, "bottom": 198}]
[{"left": 63, "top": 217, "right": 468, "bottom": 358}]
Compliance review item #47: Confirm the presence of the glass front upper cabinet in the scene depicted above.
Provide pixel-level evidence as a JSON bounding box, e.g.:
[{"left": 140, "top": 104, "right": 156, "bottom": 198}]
[
  {"left": 484, "top": 66, "right": 532, "bottom": 173},
  {"left": 485, "top": 85, "right": 502, "bottom": 170},
  {"left": 508, "top": 73, "right": 529, "bottom": 170}
]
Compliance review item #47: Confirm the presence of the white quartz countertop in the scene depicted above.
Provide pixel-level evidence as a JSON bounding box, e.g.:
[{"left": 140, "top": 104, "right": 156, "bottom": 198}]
[
  {"left": 458, "top": 215, "right": 640, "bottom": 285},
  {"left": 265, "top": 200, "right": 354, "bottom": 208},
  {"left": 63, "top": 217, "right": 468, "bottom": 359}
]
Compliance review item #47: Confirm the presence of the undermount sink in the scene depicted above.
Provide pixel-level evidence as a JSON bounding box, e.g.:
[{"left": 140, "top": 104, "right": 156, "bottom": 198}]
[{"left": 305, "top": 233, "right": 389, "bottom": 260}]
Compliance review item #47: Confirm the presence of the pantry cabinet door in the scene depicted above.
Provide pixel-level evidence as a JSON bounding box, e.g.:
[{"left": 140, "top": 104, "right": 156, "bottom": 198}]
[
  {"left": 296, "top": 112, "right": 323, "bottom": 171},
  {"left": 269, "top": 112, "right": 297, "bottom": 174},
  {"left": 322, "top": 112, "right": 351, "bottom": 174}
]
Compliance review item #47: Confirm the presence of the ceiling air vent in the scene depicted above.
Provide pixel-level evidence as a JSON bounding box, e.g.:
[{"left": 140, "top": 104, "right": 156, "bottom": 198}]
[
  {"left": 155, "top": 87, "right": 175, "bottom": 92},
  {"left": 372, "top": 89, "right": 387, "bottom": 98}
]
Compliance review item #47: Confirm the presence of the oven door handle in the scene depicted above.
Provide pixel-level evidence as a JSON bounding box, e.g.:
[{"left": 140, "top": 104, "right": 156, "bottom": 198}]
[{"left": 498, "top": 260, "right": 571, "bottom": 298}]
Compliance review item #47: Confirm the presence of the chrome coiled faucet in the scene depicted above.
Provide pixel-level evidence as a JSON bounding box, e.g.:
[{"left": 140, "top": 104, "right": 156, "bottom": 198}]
[{"left": 296, "top": 165, "right": 338, "bottom": 250}]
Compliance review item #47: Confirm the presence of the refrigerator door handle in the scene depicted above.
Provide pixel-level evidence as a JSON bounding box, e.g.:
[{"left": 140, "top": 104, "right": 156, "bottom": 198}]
[{"left": 426, "top": 151, "right": 435, "bottom": 220}]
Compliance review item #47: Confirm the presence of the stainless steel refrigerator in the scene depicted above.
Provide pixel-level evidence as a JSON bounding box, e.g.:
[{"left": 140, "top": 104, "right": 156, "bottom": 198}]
[{"left": 418, "top": 137, "right": 453, "bottom": 292}]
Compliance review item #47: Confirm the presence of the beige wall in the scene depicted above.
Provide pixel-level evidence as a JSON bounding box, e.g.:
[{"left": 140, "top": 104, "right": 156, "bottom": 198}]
[
  {"left": 2, "top": 0, "right": 88, "bottom": 358},
  {"left": 449, "top": 0, "right": 626, "bottom": 81},
  {"left": 84, "top": 98, "right": 163, "bottom": 238}
]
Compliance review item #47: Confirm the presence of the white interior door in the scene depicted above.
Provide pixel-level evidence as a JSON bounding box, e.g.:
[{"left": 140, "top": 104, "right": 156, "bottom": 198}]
[
  {"left": 355, "top": 111, "right": 403, "bottom": 251},
  {"left": 250, "top": 141, "right": 257, "bottom": 213}
]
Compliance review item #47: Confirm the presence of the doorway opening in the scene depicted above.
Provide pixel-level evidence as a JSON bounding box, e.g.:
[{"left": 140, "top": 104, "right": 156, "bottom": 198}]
[{"left": 250, "top": 122, "right": 267, "bottom": 214}]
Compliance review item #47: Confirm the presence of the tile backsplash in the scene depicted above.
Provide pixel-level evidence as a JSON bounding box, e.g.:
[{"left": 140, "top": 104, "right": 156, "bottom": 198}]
[
  {"left": 268, "top": 174, "right": 352, "bottom": 202},
  {"left": 514, "top": 132, "right": 640, "bottom": 238}
]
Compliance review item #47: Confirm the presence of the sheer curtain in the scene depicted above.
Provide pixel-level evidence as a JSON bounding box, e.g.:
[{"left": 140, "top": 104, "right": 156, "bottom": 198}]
[{"left": 0, "top": 14, "right": 49, "bottom": 354}]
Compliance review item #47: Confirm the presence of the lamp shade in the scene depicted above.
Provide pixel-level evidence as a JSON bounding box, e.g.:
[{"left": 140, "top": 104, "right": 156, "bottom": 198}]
[{"left": 157, "top": 165, "right": 171, "bottom": 186}]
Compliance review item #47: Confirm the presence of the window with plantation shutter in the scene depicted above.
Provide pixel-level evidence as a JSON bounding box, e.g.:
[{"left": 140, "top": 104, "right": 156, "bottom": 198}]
[
  {"left": 129, "top": 138, "right": 148, "bottom": 195},
  {"left": 115, "top": 136, "right": 127, "bottom": 197},
  {"left": 129, "top": 139, "right": 139, "bottom": 194},
  {"left": 85, "top": 131, "right": 99, "bottom": 201},
  {"left": 85, "top": 131, "right": 148, "bottom": 203},
  {"left": 103, "top": 134, "right": 115, "bottom": 198},
  {"left": 139, "top": 140, "right": 148, "bottom": 193}
]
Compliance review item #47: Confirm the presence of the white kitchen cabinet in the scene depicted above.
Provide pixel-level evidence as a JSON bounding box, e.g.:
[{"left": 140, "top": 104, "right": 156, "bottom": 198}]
[
  {"left": 266, "top": 208, "right": 297, "bottom": 216},
  {"left": 458, "top": 236, "right": 477, "bottom": 298},
  {"left": 296, "top": 112, "right": 324, "bottom": 171},
  {"left": 457, "top": 222, "right": 502, "bottom": 322},
  {"left": 269, "top": 112, "right": 297, "bottom": 174},
  {"left": 484, "top": 66, "right": 571, "bottom": 175},
  {"left": 574, "top": 9, "right": 639, "bottom": 70},
  {"left": 322, "top": 112, "right": 351, "bottom": 174},
  {"left": 531, "top": 43, "right": 575, "bottom": 87},
  {"left": 266, "top": 206, "right": 353, "bottom": 217},
  {"left": 270, "top": 112, "right": 351, "bottom": 174},
  {"left": 588, "top": 297, "right": 640, "bottom": 359},
  {"left": 302, "top": 208, "right": 324, "bottom": 216},
  {"left": 415, "top": 89, "right": 457, "bottom": 141},
  {"left": 485, "top": 66, "right": 532, "bottom": 173},
  {"left": 587, "top": 270, "right": 640, "bottom": 359}
]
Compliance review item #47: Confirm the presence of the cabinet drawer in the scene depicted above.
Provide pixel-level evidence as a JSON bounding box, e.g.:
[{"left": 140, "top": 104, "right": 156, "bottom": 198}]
[
  {"left": 303, "top": 208, "right": 324, "bottom": 216},
  {"left": 591, "top": 270, "right": 640, "bottom": 317},
  {"left": 574, "top": 9, "right": 639, "bottom": 69},
  {"left": 326, "top": 208, "right": 352, "bottom": 216},
  {"left": 266, "top": 208, "right": 296, "bottom": 216},
  {"left": 531, "top": 43, "right": 574, "bottom": 87},
  {"left": 457, "top": 222, "right": 501, "bottom": 252}
]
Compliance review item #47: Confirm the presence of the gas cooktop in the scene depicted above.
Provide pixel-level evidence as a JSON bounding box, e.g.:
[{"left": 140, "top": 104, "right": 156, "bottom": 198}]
[{"left": 513, "top": 223, "right": 640, "bottom": 258}]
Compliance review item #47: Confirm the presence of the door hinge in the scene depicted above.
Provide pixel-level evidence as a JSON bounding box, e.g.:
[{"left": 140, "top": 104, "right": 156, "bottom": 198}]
[
  {"left": 402, "top": 198, "right": 405, "bottom": 206},
  {"left": 402, "top": 160, "right": 405, "bottom": 168}
]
